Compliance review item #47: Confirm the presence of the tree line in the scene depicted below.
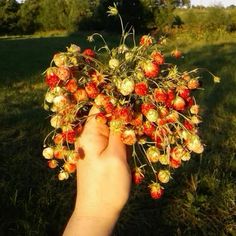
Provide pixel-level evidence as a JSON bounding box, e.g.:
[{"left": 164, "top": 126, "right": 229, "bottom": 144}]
[{"left": 0, "top": 0, "right": 190, "bottom": 35}]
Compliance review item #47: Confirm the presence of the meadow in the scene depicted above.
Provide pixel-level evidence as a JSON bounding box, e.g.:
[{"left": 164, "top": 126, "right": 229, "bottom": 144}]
[{"left": 0, "top": 28, "right": 236, "bottom": 235}]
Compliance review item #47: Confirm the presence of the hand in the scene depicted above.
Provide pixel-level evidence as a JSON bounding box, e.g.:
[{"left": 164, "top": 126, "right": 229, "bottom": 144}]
[{"left": 63, "top": 106, "right": 131, "bottom": 236}]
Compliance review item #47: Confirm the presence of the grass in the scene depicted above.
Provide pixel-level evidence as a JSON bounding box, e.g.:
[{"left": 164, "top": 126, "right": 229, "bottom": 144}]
[{"left": 0, "top": 31, "right": 235, "bottom": 235}]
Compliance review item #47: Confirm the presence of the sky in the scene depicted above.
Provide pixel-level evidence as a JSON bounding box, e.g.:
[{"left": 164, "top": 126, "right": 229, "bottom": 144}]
[{"left": 191, "top": 0, "right": 236, "bottom": 7}]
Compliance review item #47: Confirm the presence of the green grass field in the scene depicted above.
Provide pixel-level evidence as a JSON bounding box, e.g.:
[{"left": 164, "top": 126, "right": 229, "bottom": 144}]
[{"left": 0, "top": 32, "right": 235, "bottom": 235}]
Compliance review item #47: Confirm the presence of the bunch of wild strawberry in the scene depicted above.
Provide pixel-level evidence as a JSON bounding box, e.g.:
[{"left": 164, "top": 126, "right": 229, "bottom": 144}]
[{"left": 42, "top": 5, "right": 219, "bottom": 199}]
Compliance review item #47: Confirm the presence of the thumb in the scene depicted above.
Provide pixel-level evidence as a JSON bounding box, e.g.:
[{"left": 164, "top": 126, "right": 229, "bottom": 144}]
[{"left": 106, "top": 131, "right": 127, "bottom": 161}]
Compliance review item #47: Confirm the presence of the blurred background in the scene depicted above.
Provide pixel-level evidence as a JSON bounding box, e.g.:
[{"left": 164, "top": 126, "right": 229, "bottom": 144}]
[{"left": 0, "top": 0, "right": 235, "bottom": 235}]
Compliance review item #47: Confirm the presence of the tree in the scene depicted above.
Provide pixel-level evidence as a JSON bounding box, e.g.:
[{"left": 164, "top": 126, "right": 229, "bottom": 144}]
[
  {"left": 0, "top": 0, "right": 20, "bottom": 34},
  {"left": 17, "top": 0, "right": 41, "bottom": 33}
]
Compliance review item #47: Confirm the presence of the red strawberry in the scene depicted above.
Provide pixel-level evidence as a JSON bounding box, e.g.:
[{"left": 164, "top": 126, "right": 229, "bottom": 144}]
[
  {"left": 114, "top": 106, "right": 133, "bottom": 123},
  {"left": 73, "top": 88, "right": 88, "bottom": 102},
  {"left": 178, "top": 88, "right": 190, "bottom": 99},
  {"left": 132, "top": 167, "right": 144, "bottom": 184},
  {"left": 62, "top": 130, "right": 76, "bottom": 144},
  {"left": 154, "top": 88, "right": 167, "bottom": 103},
  {"left": 172, "top": 96, "right": 186, "bottom": 111},
  {"left": 151, "top": 51, "right": 165, "bottom": 65},
  {"left": 48, "top": 160, "right": 58, "bottom": 169},
  {"left": 184, "top": 120, "right": 194, "bottom": 130},
  {"left": 186, "top": 96, "right": 194, "bottom": 107},
  {"left": 188, "top": 79, "right": 199, "bottom": 90},
  {"left": 121, "top": 129, "right": 136, "bottom": 145},
  {"left": 63, "top": 163, "right": 76, "bottom": 173},
  {"left": 171, "top": 49, "right": 182, "bottom": 59},
  {"left": 169, "top": 157, "right": 181, "bottom": 168},
  {"left": 139, "top": 35, "right": 153, "bottom": 46},
  {"left": 143, "top": 121, "right": 155, "bottom": 136},
  {"left": 83, "top": 48, "right": 95, "bottom": 62},
  {"left": 141, "top": 103, "right": 155, "bottom": 116},
  {"left": 65, "top": 79, "right": 78, "bottom": 93},
  {"left": 54, "top": 146, "right": 67, "bottom": 160},
  {"left": 45, "top": 73, "right": 60, "bottom": 89},
  {"left": 131, "top": 113, "right": 143, "bottom": 126},
  {"left": 85, "top": 81, "right": 100, "bottom": 98},
  {"left": 104, "top": 101, "right": 115, "bottom": 114},
  {"left": 143, "top": 61, "right": 160, "bottom": 78},
  {"left": 149, "top": 183, "right": 164, "bottom": 199},
  {"left": 53, "top": 133, "right": 64, "bottom": 145},
  {"left": 134, "top": 82, "right": 148, "bottom": 96}
]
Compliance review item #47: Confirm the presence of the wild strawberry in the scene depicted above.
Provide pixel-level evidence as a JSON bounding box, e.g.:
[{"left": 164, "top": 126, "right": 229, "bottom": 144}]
[
  {"left": 131, "top": 113, "right": 143, "bottom": 126},
  {"left": 158, "top": 106, "right": 169, "bottom": 118},
  {"left": 62, "top": 130, "right": 76, "bottom": 144},
  {"left": 169, "top": 157, "right": 181, "bottom": 168},
  {"left": 146, "top": 109, "right": 158, "bottom": 123},
  {"left": 142, "top": 61, "right": 160, "bottom": 78},
  {"left": 104, "top": 101, "right": 115, "bottom": 114},
  {"left": 67, "top": 151, "right": 80, "bottom": 164},
  {"left": 42, "top": 147, "right": 54, "bottom": 159},
  {"left": 110, "top": 119, "right": 124, "bottom": 133},
  {"left": 91, "top": 70, "right": 105, "bottom": 85},
  {"left": 65, "top": 79, "right": 78, "bottom": 93},
  {"left": 54, "top": 146, "right": 67, "bottom": 159},
  {"left": 95, "top": 112, "right": 107, "bottom": 124},
  {"left": 188, "top": 79, "right": 199, "bottom": 90},
  {"left": 143, "top": 121, "right": 155, "bottom": 136},
  {"left": 191, "top": 115, "right": 201, "bottom": 124},
  {"left": 45, "top": 72, "right": 60, "bottom": 89},
  {"left": 178, "top": 88, "right": 190, "bottom": 99},
  {"left": 94, "top": 94, "right": 107, "bottom": 106},
  {"left": 147, "top": 146, "right": 160, "bottom": 163},
  {"left": 167, "top": 89, "right": 175, "bottom": 101},
  {"left": 141, "top": 103, "right": 155, "bottom": 116},
  {"left": 114, "top": 107, "right": 132, "bottom": 123},
  {"left": 139, "top": 35, "right": 153, "bottom": 46},
  {"left": 172, "top": 96, "right": 186, "bottom": 111},
  {"left": 171, "top": 49, "right": 182, "bottom": 59},
  {"left": 121, "top": 129, "right": 136, "bottom": 145},
  {"left": 159, "top": 154, "right": 169, "bottom": 165},
  {"left": 134, "top": 82, "right": 148, "bottom": 96},
  {"left": 52, "top": 95, "right": 68, "bottom": 112},
  {"left": 149, "top": 183, "right": 164, "bottom": 199},
  {"left": 186, "top": 135, "right": 204, "bottom": 154},
  {"left": 85, "top": 81, "right": 100, "bottom": 98},
  {"left": 190, "top": 104, "right": 199, "bottom": 115},
  {"left": 83, "top": 48, "right": 95, "bottom": 62},
  {"left": 171, "top": 146, "right": 185, "bottom": 161},
  {"left": 67, "top": 44, "right": 81, "bottom": 53},
  {"left": 166, "top": 111, "right": 179, "bottom": 123},
  {"left": 184, "top": 120, "right": 194, "bottom": 130},
  {"left": 48, "top": 160, "right": 58, "bottom": 169},
  {"left": 120, "top": 78, "right": 135, "bottom": 96},
  {"left": 186, "top": 96, "right": 194, "bottom": 107},
  {"left": 109, "top": 58, "right": 120, "bottom": 69},
  {"left": 158, "top": 170, "right": 171, "bottom": 184},
  {"left": 154, "top": 88, "right": 167, "bottom": 103},
  {"left": 63, "top": 163, "right": 76, "bottom": 173},
  {"left": 73, "top": 88, "right": 88, "bottom": 102},
  {"left": 56, "top": 67, "right": 71, "bottom": 81},
  {"left": 54, "top": 133, "right": 64, "bottom": 145},
  {"left": 58, "top": 170, "right": 69, "bottom": 180},
  {"left": 151, "top": 51, "right": 165, "bottom": 65},
  {"left": 182, "top": 73, "right": 191, "bottom": 81},
  {"left": 50, "top": 115, "right": 63, "bottom": 129},
  {"left": 53, "top": 53, "right": 68, "bottom": 67},
  {"left": 132, "top": 167, "right": 144, "bottom": 184}
]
